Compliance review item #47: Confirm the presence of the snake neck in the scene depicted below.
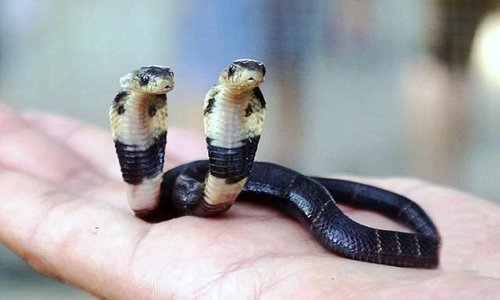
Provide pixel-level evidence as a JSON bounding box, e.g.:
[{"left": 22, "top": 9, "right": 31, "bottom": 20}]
[
  {"left": 114, "top": 91, "right": 168, "bottom": 145},
  {"left": 110, "top": 90, "right": 168, "bottom": 214},
  {"left": 200, "top": 85, "right": 266, "bottom": 211},
  {"left": 205, "top": 88, "right": 251, "bottom": 147}
]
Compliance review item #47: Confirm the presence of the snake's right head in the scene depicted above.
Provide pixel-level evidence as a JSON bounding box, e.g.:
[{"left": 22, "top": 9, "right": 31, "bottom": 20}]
[{"left": 119, "top": 66, "right": 174, "bottom": 94}]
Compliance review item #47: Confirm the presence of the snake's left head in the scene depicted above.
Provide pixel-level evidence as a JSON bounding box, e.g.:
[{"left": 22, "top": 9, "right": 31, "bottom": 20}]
[
  {"left": 120, "top": 66, "right": 174, "bottom": 94},
  {"left": 219, "top": 59, "right": 266, "bottom": 90}
]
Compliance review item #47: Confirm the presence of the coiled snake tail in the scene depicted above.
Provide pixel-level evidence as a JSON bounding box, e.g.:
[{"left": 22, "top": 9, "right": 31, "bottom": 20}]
[
  {"left": 247, "top": 163, "right": 440, "bottom": 268},
  {"left": 163, "top": 160, "right": 441, "bottom": 268},
  {"left": 312, "top": 177, "right": 441, "bottom": 240}
]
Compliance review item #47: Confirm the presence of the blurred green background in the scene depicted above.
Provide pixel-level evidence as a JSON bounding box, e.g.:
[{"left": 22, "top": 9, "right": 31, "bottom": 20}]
[{"left": 1, "top": 0, "right": 499, "bottom": 298}]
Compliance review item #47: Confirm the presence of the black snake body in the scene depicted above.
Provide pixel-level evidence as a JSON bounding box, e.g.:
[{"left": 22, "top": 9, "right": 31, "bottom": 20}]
[
  {"left": 159, "top": 160, "right": 439, "bottom": 268},
  {"left": 110, "top": 61, "right": 441, "bottom": 269}
]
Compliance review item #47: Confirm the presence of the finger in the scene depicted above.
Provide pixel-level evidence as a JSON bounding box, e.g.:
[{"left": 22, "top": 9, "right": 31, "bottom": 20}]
[
  {"left": 0, "top": 169, "right": 152, "bottom": 299},
  {"left": 0, "top": 106, "right": 105, "bottom": 194},
  {"left": 23, "top": 112, "right": 207, "bottom": 173}
]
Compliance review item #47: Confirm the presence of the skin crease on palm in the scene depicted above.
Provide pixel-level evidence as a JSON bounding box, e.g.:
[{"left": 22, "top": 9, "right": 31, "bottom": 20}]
[{"left": 0, "top": 104, "right": 499, "bottom": 299}]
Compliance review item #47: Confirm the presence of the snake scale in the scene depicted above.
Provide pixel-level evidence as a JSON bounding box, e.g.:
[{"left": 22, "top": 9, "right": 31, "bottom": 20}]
[{"left": 109, "top": 60, "right": 441, "bottom": 268}]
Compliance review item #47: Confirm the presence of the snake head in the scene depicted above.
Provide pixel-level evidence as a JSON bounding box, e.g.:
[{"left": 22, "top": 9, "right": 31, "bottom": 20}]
[
  {"left": 120, "top": 66, "right": 174, "bottom": 94},
  {"left": 220, "top": 59, "right": 266, "bottom": 90}
]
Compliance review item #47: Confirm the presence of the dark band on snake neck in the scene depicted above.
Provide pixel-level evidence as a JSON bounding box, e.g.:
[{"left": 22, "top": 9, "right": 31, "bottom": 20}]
[
  {"left": 114, "top": 132, "right": 166, "bottom": 185},
  {"left": 206, "top": 136, "right": 260, "bottom": 183}
]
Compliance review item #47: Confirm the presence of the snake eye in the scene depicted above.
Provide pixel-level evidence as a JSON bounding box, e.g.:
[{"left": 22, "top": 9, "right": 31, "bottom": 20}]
[
  {"left": 139, "top": 75, "right": 150, "bottom": 86},
  {"left": 227, "top": 65, "right": 237, "bottom": 78}
]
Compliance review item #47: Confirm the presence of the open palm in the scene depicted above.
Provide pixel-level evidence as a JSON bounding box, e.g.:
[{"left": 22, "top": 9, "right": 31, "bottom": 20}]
[{"left": 0, "top": 104, "right": 498, "bottom": 299}]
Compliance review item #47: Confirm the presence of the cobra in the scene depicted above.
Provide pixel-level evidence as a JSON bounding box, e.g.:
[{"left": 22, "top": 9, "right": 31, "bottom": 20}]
[{"left": 110, "top": 60, "right": 441, "bottom": 268}]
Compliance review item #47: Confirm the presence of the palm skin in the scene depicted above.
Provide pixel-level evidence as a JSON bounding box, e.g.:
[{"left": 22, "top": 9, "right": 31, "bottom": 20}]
[{"left": 0, "top": 104, "right": 499, "bottom": 299}]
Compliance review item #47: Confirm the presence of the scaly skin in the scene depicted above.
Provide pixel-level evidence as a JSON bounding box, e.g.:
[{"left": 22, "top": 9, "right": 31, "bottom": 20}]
[
  {"left": 172, "top": 59, "right": 267, "bottom": 216},
  {"left": 110, "top": 61, "right": 440, "bottom": 268},
  {"left": 109, "top": 66, "right": 173, "bottom": 216},
  {"left": 163, "top": 160, "right": 441, "bottom": 268}
]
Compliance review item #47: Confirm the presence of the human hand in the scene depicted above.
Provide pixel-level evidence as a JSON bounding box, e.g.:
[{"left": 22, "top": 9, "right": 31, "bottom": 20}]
[{"left": 0, "top": 104, "right": 498, "bottom": 299}]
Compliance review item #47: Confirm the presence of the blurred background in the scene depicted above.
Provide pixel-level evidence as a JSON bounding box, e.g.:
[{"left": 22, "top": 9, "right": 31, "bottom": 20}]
[{"left": 0, "top": 0, "right": 499, "bottom": 298}]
